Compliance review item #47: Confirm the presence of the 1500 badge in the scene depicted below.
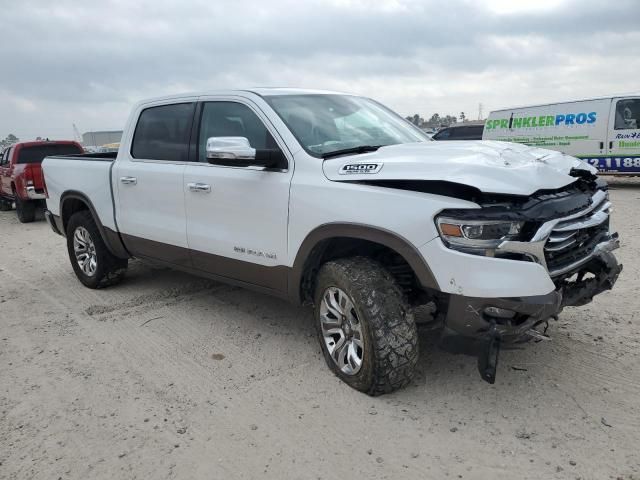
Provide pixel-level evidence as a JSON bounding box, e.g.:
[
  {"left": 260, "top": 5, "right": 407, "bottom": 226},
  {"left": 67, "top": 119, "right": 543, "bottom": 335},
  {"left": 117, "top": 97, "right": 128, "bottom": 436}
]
[{"left": 339, "top": 163, "right": 383, "bottom": 175}]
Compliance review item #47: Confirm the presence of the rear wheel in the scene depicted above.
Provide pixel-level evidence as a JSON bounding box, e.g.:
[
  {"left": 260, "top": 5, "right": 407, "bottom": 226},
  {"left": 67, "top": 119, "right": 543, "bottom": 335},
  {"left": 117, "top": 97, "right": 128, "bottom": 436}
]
[
  {"left": 66, "top": 210, "right": 128, "bottom": 288},
  {"left": 15, "top": 194, "right": 36, "bottom": 223},
  {"left": 313, "top": 257, "right": 419, "bottom": 396}
]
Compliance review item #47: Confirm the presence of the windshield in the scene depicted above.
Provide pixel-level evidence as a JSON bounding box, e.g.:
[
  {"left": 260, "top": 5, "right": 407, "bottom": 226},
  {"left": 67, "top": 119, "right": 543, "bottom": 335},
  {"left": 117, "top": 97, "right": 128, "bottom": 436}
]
[{"left": 264, "top": 94, "right": 430, "bottom": 157}]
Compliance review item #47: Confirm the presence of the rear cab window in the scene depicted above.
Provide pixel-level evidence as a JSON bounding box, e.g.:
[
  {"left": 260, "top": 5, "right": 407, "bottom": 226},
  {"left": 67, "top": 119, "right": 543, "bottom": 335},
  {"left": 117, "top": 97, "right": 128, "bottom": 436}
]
[
  {"left": 17, "top": 144, "right": 83, "bottom": 164},
  {"left": 131, "top": 103, "right": 195, "bottom": 161}
]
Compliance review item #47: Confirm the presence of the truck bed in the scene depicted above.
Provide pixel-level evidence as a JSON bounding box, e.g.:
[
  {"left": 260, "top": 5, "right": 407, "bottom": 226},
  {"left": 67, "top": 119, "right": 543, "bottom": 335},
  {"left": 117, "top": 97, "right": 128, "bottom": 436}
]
[{"left": 42, "top": 152, "right": 119, "bottom": 233}]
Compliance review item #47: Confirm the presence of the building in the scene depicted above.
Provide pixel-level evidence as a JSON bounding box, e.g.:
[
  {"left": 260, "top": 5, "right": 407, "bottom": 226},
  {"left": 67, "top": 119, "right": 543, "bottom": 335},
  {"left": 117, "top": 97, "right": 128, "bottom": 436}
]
[{"left": 82, "top": 130, "right": 123, "bottom": 147}]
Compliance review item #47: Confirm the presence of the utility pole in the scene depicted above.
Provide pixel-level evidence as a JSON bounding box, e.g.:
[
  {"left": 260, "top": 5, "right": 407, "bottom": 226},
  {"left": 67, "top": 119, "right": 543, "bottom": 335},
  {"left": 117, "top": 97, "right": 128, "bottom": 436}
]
[{"left": 478, "top": 103, "right": 484, "bottom": 120}]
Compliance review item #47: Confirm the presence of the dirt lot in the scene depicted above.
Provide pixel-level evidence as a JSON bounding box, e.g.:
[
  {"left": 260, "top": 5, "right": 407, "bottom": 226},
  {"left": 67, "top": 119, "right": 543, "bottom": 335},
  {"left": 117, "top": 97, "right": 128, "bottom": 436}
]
[{"left": 1, "top": 180, "right": 639, "bottom": 480}]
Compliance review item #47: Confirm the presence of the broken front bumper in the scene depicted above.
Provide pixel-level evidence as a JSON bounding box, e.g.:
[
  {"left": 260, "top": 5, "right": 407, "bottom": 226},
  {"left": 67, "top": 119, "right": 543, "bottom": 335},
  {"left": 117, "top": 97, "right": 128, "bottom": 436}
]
[
  {"left": 444, "top": 235, "right": 622, "bottom": 341},
  {"left": 441, "top": 236, "right": 622, "bottom": 383}
]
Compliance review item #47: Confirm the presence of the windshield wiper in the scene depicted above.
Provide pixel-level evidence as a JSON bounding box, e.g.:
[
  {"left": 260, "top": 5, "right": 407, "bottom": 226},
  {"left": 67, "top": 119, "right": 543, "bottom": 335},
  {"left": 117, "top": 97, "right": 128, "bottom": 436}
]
[{"left": 321, "top": 145, "right": 383, "bottom": 159}]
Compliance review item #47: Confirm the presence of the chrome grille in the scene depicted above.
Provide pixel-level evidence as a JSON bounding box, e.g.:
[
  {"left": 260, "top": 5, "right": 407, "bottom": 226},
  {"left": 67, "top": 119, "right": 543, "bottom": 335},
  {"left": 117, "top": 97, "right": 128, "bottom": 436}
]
[
  {"left": 543, "top": 190, "right": 611, "bottom": 276},
  {"left": 497, "top": 189, "right": 616, "bottom": 277}
]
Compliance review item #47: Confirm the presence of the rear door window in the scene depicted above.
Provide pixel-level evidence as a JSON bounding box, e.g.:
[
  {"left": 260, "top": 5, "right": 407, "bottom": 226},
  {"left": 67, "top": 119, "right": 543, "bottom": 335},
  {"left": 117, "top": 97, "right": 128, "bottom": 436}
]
[
  {"left": 468, "top": 125, "right": 484, "bottom": 138},
  {"left": 456, "top": 126, "right": 484, "bottom": 139},
  {"left": 450, "top": 128, "right": 465, "bottom": 139},
  {"left": 17, "top": 144, "right": 83, "bottom": 164},
  {"left": 131, "top": 103, "right": 195, "bottom": 161}
]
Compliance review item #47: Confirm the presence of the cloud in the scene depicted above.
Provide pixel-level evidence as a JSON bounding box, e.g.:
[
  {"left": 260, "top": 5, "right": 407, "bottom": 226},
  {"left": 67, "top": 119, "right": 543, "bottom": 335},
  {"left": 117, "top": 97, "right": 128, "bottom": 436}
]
[{"left": 1, "top": 0, "right": 638, "bottom": 139}]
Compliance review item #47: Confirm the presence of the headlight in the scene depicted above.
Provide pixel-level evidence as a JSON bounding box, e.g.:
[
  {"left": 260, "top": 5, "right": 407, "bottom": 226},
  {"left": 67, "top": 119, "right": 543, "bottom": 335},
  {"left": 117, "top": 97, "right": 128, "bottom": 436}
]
[{"left": 436, "top": 216, "right": 524, "bottom": 254}]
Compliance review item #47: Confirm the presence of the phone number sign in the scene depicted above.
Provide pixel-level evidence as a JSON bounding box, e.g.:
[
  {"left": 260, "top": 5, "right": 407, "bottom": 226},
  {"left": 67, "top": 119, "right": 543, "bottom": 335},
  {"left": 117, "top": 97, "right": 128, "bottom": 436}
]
[{"left": 579, "top": 155, "right": 640, "bottom": 173}]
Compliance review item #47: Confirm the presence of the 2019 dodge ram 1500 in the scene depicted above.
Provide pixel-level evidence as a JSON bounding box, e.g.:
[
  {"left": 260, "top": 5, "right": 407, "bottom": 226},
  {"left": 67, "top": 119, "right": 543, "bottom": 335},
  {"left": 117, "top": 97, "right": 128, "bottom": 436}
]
[
  {"left": 41, "top": 89, "right": 622, "bottom": 395},
  {"left": 0, "top": 140, "right": 84, "bottom": 222}
]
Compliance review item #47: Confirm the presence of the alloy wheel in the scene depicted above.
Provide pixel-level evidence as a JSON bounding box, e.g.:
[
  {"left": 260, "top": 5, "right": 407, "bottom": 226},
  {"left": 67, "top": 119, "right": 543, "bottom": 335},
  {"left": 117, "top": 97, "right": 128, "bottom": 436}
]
[
  {"left": 73, "top": 226, "right": 98, "bottom": 277},
  {"left": 319, "top": 286, "right": 364, "bottom": 375}
]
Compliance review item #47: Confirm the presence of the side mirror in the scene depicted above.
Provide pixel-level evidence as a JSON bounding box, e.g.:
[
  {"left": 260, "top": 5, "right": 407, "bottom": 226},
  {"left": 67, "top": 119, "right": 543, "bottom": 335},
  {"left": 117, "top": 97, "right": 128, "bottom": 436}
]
[{"left": 206, "top": 137, "right": 286, "bottom": 169}]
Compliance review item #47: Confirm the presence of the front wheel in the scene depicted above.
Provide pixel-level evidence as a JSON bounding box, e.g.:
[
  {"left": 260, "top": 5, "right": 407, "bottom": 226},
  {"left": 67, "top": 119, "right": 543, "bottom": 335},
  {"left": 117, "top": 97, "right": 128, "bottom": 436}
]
[
  {"left": 66, "top": 211, "right": 128, "bottom": 288},
  {"left": 313, "top": 257, "right": 419, "bottom": 396},
  {"left": 0, "top": 198, "right": 12, "bottom": 211}
]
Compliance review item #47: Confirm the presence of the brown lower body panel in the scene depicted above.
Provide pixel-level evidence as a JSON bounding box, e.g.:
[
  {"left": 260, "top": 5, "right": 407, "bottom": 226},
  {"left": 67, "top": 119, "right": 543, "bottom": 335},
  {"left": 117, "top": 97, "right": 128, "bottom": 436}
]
[{"left": 120, "top": 233, "right": 289, "bottom": 298}]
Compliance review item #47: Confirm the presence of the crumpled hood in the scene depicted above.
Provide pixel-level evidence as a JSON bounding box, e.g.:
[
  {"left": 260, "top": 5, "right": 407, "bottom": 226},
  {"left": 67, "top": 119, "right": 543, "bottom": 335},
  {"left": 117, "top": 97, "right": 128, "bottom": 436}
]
[{"left": 322, "top": 141, "right": 597, "bottom": 196}]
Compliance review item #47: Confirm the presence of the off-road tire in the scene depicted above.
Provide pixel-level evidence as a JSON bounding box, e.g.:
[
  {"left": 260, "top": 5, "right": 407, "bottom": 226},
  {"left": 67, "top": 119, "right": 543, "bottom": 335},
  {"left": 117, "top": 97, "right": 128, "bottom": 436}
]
[
  {"left": 0, "top": 198, "right": 12, "bottom": 211},
  {"left": 15, "top": 194, "right": 36, "bottom": 223},
  {"left": 313, "top": 257, "right": 419, "bottom": 395},
  {"left": 66, "top": 210, "right": 128, "bottom": 289}
]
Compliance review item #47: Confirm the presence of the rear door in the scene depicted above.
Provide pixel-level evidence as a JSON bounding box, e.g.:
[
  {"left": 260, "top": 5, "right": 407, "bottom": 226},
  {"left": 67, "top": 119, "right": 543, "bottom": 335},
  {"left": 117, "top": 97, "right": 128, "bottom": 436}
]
[
  {"left": 605, "top": 96, "right": 640, "bottom": 174},
  {"left": 183, "top": 97, "right": 292, "bottom": 292},
  {"left": 113, "top": 101, "right": 196, "bottom": 265}
]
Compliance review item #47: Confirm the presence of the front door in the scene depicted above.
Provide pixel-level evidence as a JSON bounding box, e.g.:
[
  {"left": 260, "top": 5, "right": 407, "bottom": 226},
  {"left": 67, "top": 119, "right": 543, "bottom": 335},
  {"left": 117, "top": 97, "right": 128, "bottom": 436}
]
[
  {"left": 184, "top": 99, "right": 292, "bottom": 292},
  {"left": 0, "top": 147, "right": 13, "bottom": 195},
  {"left": 114, "top": 101, "right": 196, "bottom": 265},
  {"left": 606, "top": 97, "right": 640, "bottom": 174}
]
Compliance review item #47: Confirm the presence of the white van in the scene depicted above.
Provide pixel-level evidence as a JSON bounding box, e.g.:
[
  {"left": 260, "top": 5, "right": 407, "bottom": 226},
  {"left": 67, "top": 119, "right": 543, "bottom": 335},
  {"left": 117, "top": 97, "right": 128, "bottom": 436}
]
[{"left": 483, "top": 95, "right": 640, "bottom": 174}]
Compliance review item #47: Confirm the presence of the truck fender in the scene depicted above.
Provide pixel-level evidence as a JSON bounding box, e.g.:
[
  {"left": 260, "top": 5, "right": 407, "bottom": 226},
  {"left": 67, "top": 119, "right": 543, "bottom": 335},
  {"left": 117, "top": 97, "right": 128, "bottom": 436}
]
[
  {"left": 288, "top": 222, "right": 440, "bottom": 304},
  {"left": 59, "top": 191, "right": 130, "bottom": 260}
]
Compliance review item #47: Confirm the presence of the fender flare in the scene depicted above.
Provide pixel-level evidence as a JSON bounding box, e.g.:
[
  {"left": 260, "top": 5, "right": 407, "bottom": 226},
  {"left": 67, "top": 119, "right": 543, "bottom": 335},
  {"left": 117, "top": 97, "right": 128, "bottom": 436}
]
[
  {"left": 59, "top": 190, "right": 130, "bottom": 259},
  {"left": 288, "top": 222, "right": 440, "bottom": 304}
]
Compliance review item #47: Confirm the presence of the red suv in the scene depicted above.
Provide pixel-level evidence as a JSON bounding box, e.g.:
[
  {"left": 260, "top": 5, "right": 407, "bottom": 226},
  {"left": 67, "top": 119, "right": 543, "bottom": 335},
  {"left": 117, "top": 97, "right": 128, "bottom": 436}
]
[{"left": 0, "top": 140, "right": 84, "bottom": 222}]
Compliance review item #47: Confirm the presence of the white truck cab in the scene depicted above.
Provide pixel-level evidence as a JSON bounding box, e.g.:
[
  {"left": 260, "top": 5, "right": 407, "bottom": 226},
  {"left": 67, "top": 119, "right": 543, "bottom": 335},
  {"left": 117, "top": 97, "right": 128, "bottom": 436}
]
[
  {"left": 483, "top": 95, "right": 640, "bottom": 174},
  {"left": 42, "top": 89, "right": 622, "bottom": 394}
]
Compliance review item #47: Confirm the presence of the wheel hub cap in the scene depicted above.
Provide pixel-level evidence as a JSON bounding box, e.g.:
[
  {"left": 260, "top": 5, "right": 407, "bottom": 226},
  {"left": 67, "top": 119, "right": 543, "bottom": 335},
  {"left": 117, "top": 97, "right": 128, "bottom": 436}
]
[
  {"left": 319, "top": 287, "right": 364, "bottom": 375},
  {"left": 73, "top": 226, "right": 98, "bottom": 277}
]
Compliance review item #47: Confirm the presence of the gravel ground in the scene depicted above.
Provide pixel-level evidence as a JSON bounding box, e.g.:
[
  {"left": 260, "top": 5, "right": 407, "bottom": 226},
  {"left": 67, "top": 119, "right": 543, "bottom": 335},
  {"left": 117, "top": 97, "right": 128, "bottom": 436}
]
[{"left": 1, "top": 179, "right": 639, "bottom": 480}]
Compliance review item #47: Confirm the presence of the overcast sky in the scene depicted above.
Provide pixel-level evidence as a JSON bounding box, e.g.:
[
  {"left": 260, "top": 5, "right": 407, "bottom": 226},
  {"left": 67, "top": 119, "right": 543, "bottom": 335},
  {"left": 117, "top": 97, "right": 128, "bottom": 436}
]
[{"left": 1, "top": 0, "right": 638, "bottom": 141}]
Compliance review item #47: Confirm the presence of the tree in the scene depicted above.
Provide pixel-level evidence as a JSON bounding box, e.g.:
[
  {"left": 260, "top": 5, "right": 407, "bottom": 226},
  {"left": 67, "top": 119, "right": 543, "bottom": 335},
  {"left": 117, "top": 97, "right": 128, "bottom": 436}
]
[
  {"left": 1, "top": 134, "right": 19, "bottom": 149},
  {"left": 441, "top": 115, "right": 458, "bottom": 127},
  {"left": 406, "top": 113, "right": 458, "bottom": 129},
  {"left": 459, "top": 112, "right": 466, "bottom": 123},
  {"left": 405, "top": 114, "right": 425, "bottom": 128},
  {"left": 425, "top": 113, "right": 441, "bottom": 128}
]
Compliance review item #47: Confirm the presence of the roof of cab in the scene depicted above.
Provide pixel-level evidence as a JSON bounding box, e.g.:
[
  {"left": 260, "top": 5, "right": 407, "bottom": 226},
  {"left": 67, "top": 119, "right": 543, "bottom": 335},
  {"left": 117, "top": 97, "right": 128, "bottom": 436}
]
[
  {"left": 6, "top": 140, "right": 81, "bottom": 149},
  {"left": 135, "top": 87, "right": 353, "bottom": 107}
]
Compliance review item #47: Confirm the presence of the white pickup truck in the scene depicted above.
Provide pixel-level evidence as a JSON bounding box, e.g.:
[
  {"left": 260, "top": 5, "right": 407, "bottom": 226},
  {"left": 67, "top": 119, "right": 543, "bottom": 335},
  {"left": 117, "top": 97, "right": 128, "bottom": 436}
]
[{"left": 42, "top": 88, "right": 622, "bottom": 394}]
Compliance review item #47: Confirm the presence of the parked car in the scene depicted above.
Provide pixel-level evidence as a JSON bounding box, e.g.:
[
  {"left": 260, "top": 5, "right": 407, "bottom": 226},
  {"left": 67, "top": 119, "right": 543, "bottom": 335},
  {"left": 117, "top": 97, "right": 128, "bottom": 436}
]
[
  {"left": 483, "top": 95, "right": 640, "bottom": 174},
  {"left": 42, "top": 89, "right": 621, "bottom": 394},
  {"left": 0, "top": 140, "right": 84, "bottom": 222},
  {"left": 432, "top": 124, "right": 485, "bottom": 140}
]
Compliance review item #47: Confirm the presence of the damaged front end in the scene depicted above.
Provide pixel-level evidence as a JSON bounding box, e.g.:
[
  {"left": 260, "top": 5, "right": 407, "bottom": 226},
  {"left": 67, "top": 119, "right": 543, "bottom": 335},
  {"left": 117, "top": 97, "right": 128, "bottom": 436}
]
[{"left": 436, "top": 174, "right": 623, "bottom": 384}]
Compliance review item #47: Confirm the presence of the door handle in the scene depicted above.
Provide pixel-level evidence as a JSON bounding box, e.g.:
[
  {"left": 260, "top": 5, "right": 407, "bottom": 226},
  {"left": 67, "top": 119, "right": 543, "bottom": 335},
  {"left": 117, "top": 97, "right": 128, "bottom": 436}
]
[
  {"left": 120, "top": 176, "right": 137, "bottom": 185},
  {"left": 187, "top": 182, "right": 211, "bottom": 193}
]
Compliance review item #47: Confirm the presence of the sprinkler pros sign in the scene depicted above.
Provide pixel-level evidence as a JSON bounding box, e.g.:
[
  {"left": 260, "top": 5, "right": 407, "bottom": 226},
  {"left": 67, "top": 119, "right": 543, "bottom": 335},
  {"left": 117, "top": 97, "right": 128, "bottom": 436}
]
[
  {"left": 485, "top": 111, "right": 598, "bottom": 130},
  {"left": 483, "top": 109, "right": 603, "bottom": 152}
]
